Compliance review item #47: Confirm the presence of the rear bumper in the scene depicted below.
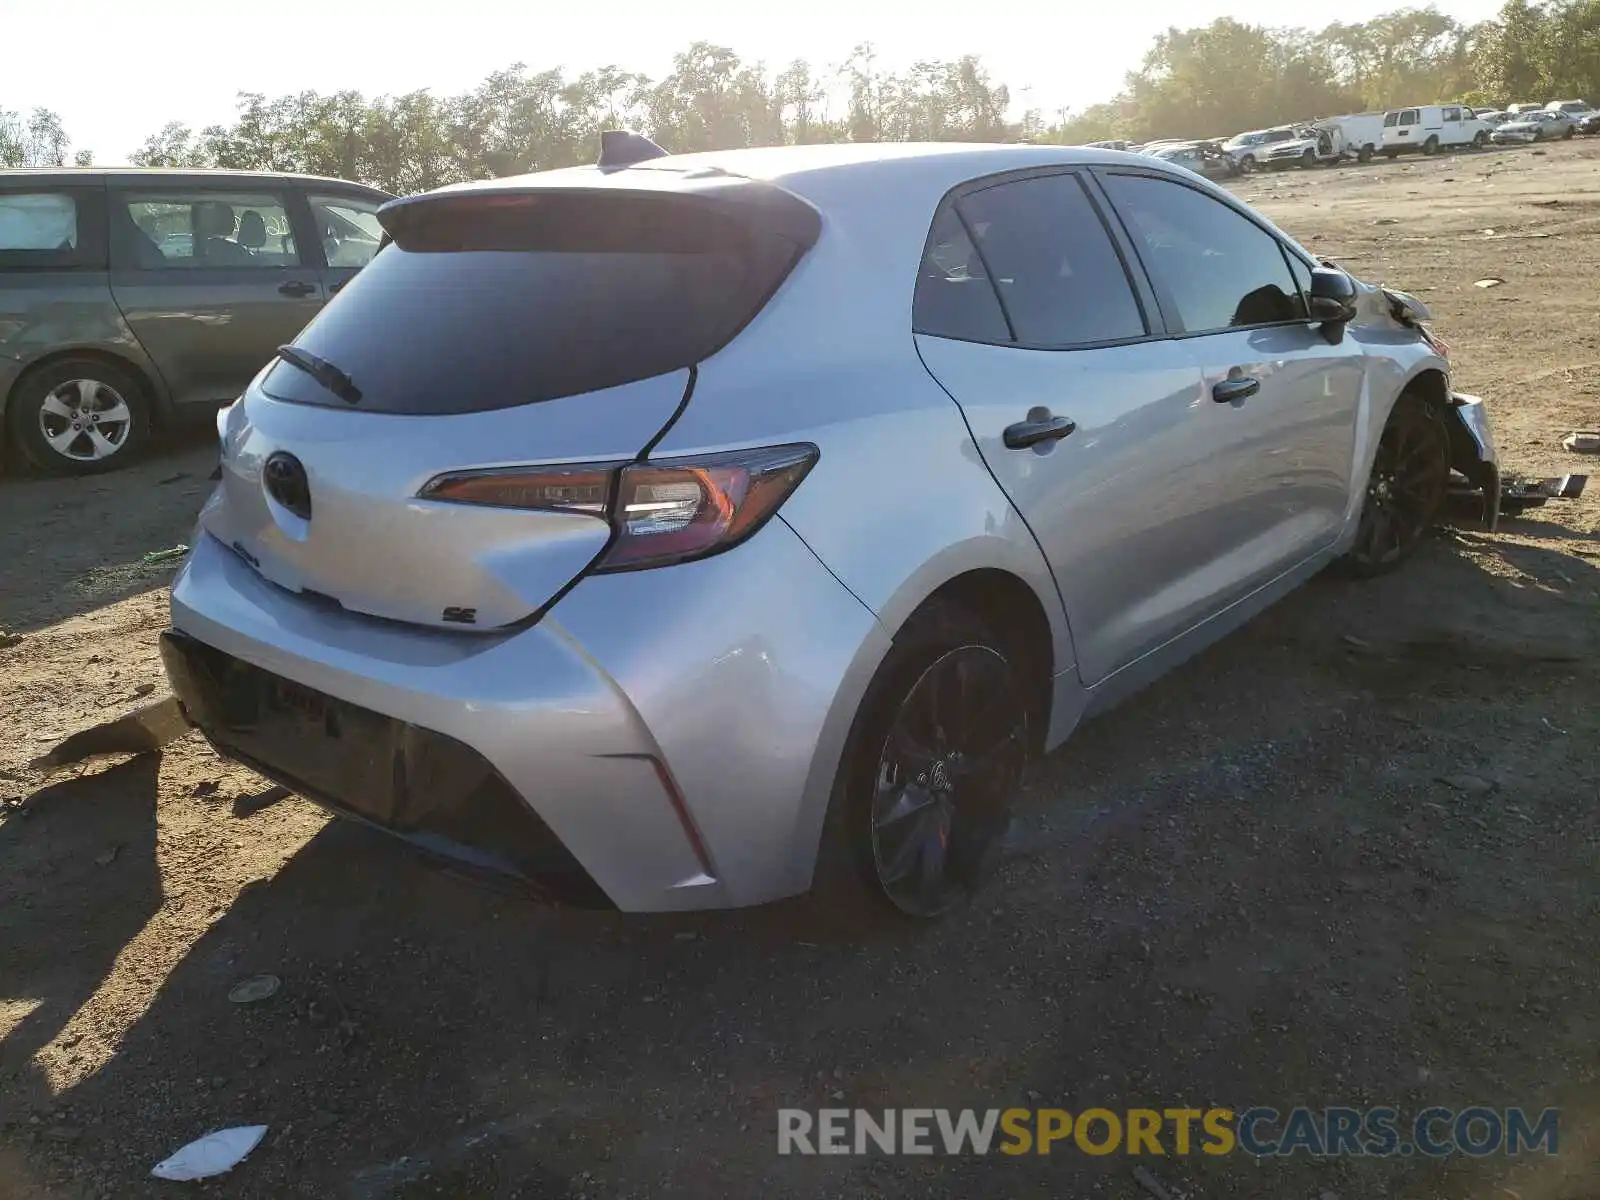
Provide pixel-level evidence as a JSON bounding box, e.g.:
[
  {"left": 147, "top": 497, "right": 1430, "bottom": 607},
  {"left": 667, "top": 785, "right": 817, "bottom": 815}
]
[{"left": 165, "top": 521, "right": 886, "bottom": 912}]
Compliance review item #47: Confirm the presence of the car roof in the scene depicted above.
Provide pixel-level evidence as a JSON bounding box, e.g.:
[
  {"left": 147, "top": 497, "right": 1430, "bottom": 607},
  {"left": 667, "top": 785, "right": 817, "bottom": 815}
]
[
  {"left": 424, "top": 142, "right": 1184, "bottom": 218},
  {"left": 0, "top": 167, "right": 390, "bottom": 193}
]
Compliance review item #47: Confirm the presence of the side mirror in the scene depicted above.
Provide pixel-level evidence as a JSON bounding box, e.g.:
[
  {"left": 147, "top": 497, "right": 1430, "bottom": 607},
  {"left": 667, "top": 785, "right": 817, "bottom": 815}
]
[{"left": 1307, "top": 267, "right": 1358, "bottom": 325}]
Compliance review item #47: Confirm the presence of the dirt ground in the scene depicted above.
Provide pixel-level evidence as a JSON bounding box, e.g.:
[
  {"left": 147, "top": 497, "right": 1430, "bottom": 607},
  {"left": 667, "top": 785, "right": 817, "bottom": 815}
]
[{"left": 2, "top": 140, "right": 1599, "bottom": 1200}]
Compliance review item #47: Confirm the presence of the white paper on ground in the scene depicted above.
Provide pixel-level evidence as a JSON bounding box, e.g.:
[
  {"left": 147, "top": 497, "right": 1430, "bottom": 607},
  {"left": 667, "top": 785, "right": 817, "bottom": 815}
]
[{"left": 151, "top": 1125, "right": 268, "bottom": 1181}]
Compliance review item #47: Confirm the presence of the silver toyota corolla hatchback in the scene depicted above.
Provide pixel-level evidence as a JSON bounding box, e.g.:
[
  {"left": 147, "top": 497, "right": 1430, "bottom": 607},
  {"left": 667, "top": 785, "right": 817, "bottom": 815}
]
[{"left": 161, "top": 137, "right": 1501, "bottom": 918}]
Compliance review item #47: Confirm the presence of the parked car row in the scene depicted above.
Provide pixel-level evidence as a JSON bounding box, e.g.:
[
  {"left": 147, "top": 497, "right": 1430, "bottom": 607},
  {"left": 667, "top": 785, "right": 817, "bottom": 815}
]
[{"left": 1107, "top": 97, "right": 1597, "bottom": 181}]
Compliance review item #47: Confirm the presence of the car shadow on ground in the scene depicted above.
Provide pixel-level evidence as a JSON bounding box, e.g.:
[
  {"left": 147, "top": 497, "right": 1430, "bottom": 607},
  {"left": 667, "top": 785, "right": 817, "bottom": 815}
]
[
  {"left": 0, "top": 756, "right": 163, "bottom": 1111},
  {"left": 6, "top": 528, "right": 1600, "bottom": 1198}
]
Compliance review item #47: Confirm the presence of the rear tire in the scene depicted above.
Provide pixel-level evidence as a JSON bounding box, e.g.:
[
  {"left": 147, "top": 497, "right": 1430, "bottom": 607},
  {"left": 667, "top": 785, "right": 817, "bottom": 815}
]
[
  {"left": 1422, "top": 135, "right": 1440, "bottom": 156},
  {"left": 1358, "top": 145, "right": 1375, "bottom": 163},
  {"left": 816, "top": 601, "right": 1034, "bottom": 921},
  {"left": 1336, "top": 392, "right": 1451, "bottom": 578},
  {"left": 8, "top": 357, "right": 151, "bottom": 476}
]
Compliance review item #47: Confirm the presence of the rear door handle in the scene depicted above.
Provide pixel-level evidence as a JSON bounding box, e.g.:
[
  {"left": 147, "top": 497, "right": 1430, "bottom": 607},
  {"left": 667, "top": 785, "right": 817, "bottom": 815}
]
[
  {"left": 278, "top": 280, "right": 316, "bottom": 298},
  {"left": 1212, "top": 377, "right": 1260, "bottom": 404},
  {"left": 1003, "top": 413, "right": 1077, "bottom": 449}
]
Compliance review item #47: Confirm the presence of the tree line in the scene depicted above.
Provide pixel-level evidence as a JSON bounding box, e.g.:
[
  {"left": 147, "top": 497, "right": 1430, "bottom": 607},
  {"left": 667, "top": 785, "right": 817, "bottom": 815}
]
[{"left": 3, "top": 1, "right": 1598, "bottom": 192}]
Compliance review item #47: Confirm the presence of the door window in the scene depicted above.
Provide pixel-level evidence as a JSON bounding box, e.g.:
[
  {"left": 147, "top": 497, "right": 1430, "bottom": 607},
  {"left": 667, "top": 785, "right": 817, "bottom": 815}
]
[
  {"left": 951, "top": 173, "right": 1146, "bottom": 347},
  {"left": 1400, "top": 109, "right": 1420, "bottom": 126},
  {"left": 308, "top": 193, "right": 385, "bottom": 268},
  {"left": 1101, "top": 173, "right": 1305, "bottom": 334},
  {"left": 912, "top": 206, "right": 1010, "bottom": 343},
  {"left": 1442, "top": 107, "right": 1462, "bottom": 123},
  {"left": 1383, "top": 112, "right": 1399, "bottom": 127},
  {"left": 113, "top": 192, "right": 300, "bottom": 268}
]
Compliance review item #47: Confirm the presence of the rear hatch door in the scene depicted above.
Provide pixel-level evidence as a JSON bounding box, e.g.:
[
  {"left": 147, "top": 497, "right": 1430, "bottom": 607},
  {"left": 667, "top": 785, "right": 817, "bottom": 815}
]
[{"left": 202, "top": 178, "right": 816, "bottom": 629}]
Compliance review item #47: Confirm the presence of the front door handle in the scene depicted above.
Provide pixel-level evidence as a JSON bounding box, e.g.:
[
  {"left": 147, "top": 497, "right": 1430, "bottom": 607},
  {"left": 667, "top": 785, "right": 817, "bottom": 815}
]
[
  {"left": 1212, "top": 377, "right": 1260, "bottom": 404},
  {"left": 278, "top": 280, "right": 316, "bottom": 298},
  {"left": 1003, "top": 413, "right": 1077, "bottom": 449}
]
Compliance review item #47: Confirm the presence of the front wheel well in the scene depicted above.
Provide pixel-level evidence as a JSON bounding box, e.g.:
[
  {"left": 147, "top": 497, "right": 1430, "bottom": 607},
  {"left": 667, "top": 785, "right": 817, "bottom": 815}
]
[{"left": 902, "top": 568, "right": 1055, "bottom": 752}]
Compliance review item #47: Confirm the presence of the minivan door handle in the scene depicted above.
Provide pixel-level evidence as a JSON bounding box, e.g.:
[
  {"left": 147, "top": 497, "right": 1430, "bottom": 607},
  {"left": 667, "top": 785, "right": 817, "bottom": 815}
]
[
  {"left": 278, "top": 280, "right": 316, "bottom": 298},
  {"left": 1212, "top": 377, "right": 1260, "bottom": 404},
  {"left": 1003, "top": 413, "right": 1077, "bottom": 449}
]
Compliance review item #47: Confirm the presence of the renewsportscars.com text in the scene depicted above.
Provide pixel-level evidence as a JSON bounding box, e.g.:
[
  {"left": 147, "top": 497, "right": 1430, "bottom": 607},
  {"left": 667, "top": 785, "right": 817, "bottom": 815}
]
[{"left": 777, "top": 1106, "right": 1560, "bottom": 1158}]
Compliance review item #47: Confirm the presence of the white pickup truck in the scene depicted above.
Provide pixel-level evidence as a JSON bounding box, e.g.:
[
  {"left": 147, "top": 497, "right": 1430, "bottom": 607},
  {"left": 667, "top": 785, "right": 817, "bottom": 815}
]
[{"left": 1258, "top": 113, "right": 1387, "bottom": 168}]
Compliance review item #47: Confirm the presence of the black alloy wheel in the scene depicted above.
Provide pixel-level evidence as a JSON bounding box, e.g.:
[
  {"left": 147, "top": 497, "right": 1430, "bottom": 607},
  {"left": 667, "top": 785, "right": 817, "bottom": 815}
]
[
  {"left": 867, "top": 642, "right": 1029, "bottom": 917},
  {"left": 1342, "top": 393, "right": 1451, "bottom": 575}
]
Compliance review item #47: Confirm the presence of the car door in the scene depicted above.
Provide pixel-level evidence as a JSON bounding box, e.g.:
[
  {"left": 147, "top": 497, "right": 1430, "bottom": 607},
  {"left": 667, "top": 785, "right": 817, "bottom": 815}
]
[
  {"left": 304, "top": 188, "right": 388, "bottom": 299},
  {"left": 1440, "top": 105, "right": 1464, "bottom": 145},
  {"left": 108, "top": 185, "right": 324, "bottom": 409},
  {"left": 913, "top": 169, "right": 1247, "bottom": 686},
  {"left": 1095, "top": 169, "right": 1365, "bottom": 600}
]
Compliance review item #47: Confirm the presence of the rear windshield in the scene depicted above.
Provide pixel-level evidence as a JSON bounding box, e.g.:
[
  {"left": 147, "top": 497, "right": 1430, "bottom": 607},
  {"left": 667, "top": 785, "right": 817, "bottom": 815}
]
[{"left": 260, "top": 190, "right": 808, "bottom": 414}]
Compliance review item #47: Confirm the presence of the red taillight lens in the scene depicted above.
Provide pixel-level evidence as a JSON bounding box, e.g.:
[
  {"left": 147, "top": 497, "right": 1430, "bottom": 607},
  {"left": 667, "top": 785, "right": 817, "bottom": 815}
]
[{"left": 418, "top": 444, "right": 818, "bottom": 572}]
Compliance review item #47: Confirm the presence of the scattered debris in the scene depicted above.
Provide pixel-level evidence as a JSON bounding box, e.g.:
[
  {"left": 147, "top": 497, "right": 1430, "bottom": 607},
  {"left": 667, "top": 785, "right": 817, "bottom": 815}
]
[
  {"left": 1561, "top": 432, "right": 1599, "bottom": 454},
  {"left": 1133, "top": 1164, "right": 1178, "bottom": 1200},
  {"left": 673, "top": 931, "right": 699, "bottom": 942},
  {"left": 93, "top": 845, "right": 121, "bottom": 867},
  {"left": 233, "top": 785, "right": 291, "bottom": 817},
  {"left": 1474, "top": 277, "right": 1505, "bottom": 288},
  {"left": 1500, "top": 473, "right": 1588, "bottom": 516},
  {"left": 1542, "top": 716, "right": 1568, "bottom": 735},
  {"left": 228, "top": 974, "right": 281, "bottom": 1005},
  {"left": 0, "top": 628, "right": 21, "bottom": 650},
  {"left": 151, "top": 1125, "right": 268, "bottom": 1181},
  {"left": 28, "top": 696, "right": 190, "bottom": 775},
  {"left": 141, "top": 544, "right": 190, "bottom": 565},
  {"left": 131, "top": 682, "right": 157, "bottom": 699},
  {"left": 1340, "top": 634, "right": 1374, "bottom": 652},
  {"left": 156, "top": 472, "right": 190, "bottom": 486},
  {"left": 1439, "top": 774, "right": 1494, "bottom": 795},
  {"left": 193, "top": 779, "right": 221, "bottom": 797}
]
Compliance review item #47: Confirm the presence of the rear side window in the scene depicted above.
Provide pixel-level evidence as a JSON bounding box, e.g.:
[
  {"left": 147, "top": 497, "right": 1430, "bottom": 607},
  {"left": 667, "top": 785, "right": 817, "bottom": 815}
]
[
  {"left": 951, "top": 173, "right": 1146, "bottom": 347},
  {"left": 113, "top": 192, "right": 301, "bottom": 269},
  {"left": 913, "top": 206, "right": 1010, "bottom": 343},
  {"left": 263, "top": 191, "right": 808, "bottom": 414},
  {"left": 0, "top": 190, "right": 91, "bottom": 268},
  {"left": 1102, "top": 173, "right": 1304, "bottom": 334}
]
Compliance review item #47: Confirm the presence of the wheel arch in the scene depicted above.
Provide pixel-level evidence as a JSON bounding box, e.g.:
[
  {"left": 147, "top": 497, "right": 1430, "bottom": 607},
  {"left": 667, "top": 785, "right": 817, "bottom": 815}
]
[{"left": 3, "top": 346, "right": 166, "bottom": 436}]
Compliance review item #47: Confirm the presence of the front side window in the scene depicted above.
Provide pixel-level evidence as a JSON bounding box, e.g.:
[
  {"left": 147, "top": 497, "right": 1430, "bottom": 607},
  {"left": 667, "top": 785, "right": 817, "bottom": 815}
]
[
  {"left": 309, "top": 193, "right": 384, "bottom": 268},
  {"left": 115, "top": 192, "right": 300, "bottom": 268},
  {"left": 1384, "top": 112, "right": 1399, "bottom": 127},
  {"left": 1443, "top": 107, "right": 1462, "bottom": 122},
  {"left": 1401, "top": 109, "right": 1420, "bottom": 125},
  {"left": 1102, "top": 173, "right": 1304, "bottom": 334},
  {"left": 952, "top": 173, "right": 1146, "bottom": 347}
]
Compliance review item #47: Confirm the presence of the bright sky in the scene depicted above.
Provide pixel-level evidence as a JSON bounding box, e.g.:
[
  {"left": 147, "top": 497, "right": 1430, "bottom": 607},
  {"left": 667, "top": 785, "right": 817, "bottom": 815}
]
[{"left": 13, "top": 0, "right": 1504, "bottom": 162}]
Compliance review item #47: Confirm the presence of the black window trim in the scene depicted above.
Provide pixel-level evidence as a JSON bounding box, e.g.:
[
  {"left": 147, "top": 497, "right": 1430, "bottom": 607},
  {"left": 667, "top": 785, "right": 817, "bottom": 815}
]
[
  {"left": 911, "top": 164, "right": 1170, "bottom": 353},
  {"left": 108, "top": 184, "right": 311, "bottom": 272},
  {"left": 298, "top": 185, "right": 392, "bottom": 271},
  {"left": 1092, "top": 166, "right": 1318, "bottom": 340}
]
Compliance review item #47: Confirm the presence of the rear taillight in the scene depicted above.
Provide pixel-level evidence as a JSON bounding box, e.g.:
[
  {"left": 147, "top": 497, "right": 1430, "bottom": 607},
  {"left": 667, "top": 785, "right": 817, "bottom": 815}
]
[{"left": 419, "top": 444, "right": 818, "bottom": 572}]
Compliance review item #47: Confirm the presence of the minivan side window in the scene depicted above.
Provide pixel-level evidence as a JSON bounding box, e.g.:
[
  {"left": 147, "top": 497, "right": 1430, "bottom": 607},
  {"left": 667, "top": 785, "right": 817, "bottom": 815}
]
[
  {"left": 112, "top": 192, "right": 301, "bottom": 269},
  {"left": 1101, "top": 173, "right": 1304, "bottom": 334},
  {"left": 951, "top": 173, "right": 1147, "bottom": 347},
  {"left": 0, "top": 191, "right": 86, "bottom": 268},
  {"left": 308, "top": 193, "right": 384, "bottom": 268}
]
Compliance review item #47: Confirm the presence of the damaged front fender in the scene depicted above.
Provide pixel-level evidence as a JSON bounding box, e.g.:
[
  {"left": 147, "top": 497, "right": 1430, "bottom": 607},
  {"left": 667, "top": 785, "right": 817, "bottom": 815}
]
[{"left": 1445, "top": 392, "right": 1502, "bottom": 531}]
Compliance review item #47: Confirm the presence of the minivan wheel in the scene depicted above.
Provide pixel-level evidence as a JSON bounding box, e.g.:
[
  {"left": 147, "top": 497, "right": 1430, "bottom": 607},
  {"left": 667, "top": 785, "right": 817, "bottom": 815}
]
[
  {"left": 10, "top": 358, "right": 150, "bottom": 475},
  {"left": 1337, "top": 393, "right": 1451, "bottom": 577},
  {"left": 820, "top": 602, "right": 1031, "bottom": 920}
]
